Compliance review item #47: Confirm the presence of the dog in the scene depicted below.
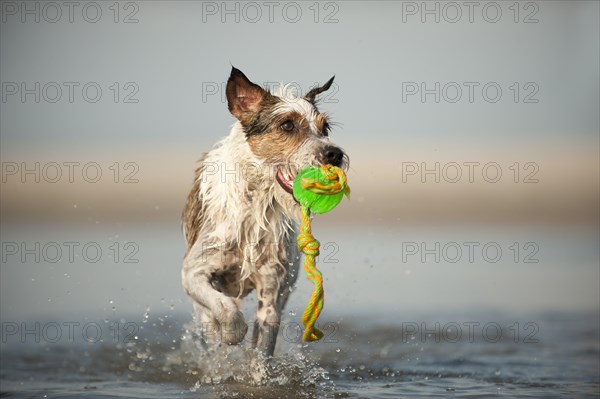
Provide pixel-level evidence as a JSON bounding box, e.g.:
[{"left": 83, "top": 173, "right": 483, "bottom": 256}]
[{"left": 181, "top": 67, "right": 347, "bottom": 360}]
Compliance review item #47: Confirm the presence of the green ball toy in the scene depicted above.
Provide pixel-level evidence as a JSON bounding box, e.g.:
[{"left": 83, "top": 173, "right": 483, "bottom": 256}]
[{"left": 293, "top": 165, "right": 350, "bottom": 214}]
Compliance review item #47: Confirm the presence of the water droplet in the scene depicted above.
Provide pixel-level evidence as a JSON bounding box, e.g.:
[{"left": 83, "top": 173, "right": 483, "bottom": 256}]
[
  {"left": 109, "top": 300, "right": 114, "bottom": 304},
  {"left": 288, "top": 310, "right": 296, "bottom": 316},
  {"left": 335, "top": 348, "right": 341, "bottom": 353}
]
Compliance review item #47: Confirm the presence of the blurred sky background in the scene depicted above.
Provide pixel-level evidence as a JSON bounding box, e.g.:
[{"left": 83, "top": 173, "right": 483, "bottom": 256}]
[{"left": 1, "top": 1, "right": 598, "bottom": 321}]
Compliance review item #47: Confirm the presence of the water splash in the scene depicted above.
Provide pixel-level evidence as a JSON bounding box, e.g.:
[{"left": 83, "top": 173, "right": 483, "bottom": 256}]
[{"left": 161, "top": 324, "right": 333, "bottom": 391}]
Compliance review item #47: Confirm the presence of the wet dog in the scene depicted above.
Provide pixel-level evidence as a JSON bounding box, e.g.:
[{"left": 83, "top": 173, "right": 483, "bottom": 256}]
[{"left": 182, "top": 67, "right": 347, "bottom": 360}]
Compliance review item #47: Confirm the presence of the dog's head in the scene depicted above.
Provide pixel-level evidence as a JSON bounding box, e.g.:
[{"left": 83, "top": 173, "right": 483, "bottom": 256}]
[{"left": 225, "top": 67, "right": 348, "bottom": 202}]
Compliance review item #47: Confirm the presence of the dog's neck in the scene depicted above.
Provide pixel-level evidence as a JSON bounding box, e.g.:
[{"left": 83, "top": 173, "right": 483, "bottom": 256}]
[{"left": 199, "top": 122, "right": 297, "bottom": 246}]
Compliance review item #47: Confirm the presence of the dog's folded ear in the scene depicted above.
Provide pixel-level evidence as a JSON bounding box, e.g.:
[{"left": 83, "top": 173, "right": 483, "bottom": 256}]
[
  {"left": 226, "top": 67, "right": 267, "bottom": 119},
  {"left": 305, "top": 76, "right": 335, "bottom": 104}
]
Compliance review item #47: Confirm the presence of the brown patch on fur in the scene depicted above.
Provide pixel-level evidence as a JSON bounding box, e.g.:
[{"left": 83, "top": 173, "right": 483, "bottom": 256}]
[
  {"left": 246, "top": 111, "right": 310, "bottom": 162},
  {"left": 241, "top": 94, "right": 280, "bottom": 136},
  {"left": 314, "top": 113, "right": 331, "bottom": 136},
  {"left": 182, "top": 155, "right": 206, "bottom": 255}
]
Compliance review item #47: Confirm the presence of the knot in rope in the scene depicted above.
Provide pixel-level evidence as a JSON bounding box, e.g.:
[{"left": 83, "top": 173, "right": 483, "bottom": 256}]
[{"left": 297, "top": 232, "right": 320, "bottom": 257}]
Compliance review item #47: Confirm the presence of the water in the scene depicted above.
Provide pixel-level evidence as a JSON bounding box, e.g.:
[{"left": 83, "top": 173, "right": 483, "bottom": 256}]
[
  {"left": 2, "top": 311, "right": 598, "bottom": 398},
  {"left": 1, "top": 224, "right": 598, "bottom": 397}
]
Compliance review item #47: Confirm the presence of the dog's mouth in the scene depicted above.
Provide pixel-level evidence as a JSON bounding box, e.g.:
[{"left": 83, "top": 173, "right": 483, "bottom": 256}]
[{"left": 276, "top": 169, "right": 295, "bottom": 196}]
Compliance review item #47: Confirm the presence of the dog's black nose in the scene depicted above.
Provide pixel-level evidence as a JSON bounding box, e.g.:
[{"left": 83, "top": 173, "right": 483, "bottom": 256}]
[{"left": 321, "top": 146, "right": 345, "bottom": 167}]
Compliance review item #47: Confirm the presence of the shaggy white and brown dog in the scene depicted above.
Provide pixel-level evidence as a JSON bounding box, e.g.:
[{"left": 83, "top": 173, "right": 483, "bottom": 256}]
[{"left": 182, "top": 67, "right": 347, "bottom": 359}]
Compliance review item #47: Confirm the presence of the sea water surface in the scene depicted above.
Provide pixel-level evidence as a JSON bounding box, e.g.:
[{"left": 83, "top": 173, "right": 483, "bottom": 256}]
[
  {"left": 1, "top": 311, "right": 599, "bottom": 398},
  {"left": 1, "top": 224, "right": 599, "bottom": 398}
]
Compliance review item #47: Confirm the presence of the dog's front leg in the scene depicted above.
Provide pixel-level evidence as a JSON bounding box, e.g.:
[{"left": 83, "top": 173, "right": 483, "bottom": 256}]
[
  {"left": 191, "top": 302, "right": 220, "bottom": 350},
  {"left": 182, "top": 246, "right": 248, "bottom": 345}
]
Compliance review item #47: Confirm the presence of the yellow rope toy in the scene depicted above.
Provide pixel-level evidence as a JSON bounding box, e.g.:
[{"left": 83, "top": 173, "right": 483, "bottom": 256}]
[{"left": 292, "top": 164, "right": 350, "bottom": 341}]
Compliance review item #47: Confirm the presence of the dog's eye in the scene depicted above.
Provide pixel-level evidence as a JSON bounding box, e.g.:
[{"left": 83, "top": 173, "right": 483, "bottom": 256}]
[
  {"left": 280, "top": 120, "right": 295, "bottom": 133},
  {"left": 323, "top": 122, "right": 331, "bottom": 136}
]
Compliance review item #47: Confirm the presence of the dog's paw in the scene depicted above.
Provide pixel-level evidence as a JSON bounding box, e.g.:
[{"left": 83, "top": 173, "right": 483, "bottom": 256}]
[{"left": 220, "top": 310, "right": 248, "bottom": 345}]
